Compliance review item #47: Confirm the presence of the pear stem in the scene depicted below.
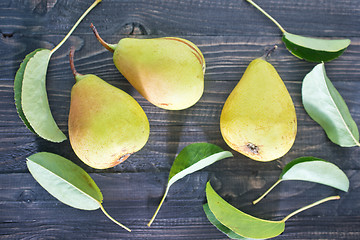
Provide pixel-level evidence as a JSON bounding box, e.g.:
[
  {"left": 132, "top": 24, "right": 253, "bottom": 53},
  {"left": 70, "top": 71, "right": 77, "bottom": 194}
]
[
  {"left": 99, "top": 203, "right": 132, "bottom": 232},
  {"left": 253, "top": 179, "right": 281, "bottom": 205},
  {"left": 50, "top": 0, "right": 102, "bottom": 56},
  {"left": 246, "top": 0, "right": 286, "bottom": 33},
  {"left": 69, "top": 47, "right": 77, "bottom": 78},
  {"left": 90, "top": 23, "right": 115, "bottom": 53},
  {"left": 69, "top": 47, "right": 83, "bottom": 80},
  {"left": 281, "top": 195, "right": 340, "bottom": 222},
  {"left": 264, "top": 45, "right": 278, "bottom": 60},
  {"left": 147, "top": 186, "right": 169, "bottom": 227}
]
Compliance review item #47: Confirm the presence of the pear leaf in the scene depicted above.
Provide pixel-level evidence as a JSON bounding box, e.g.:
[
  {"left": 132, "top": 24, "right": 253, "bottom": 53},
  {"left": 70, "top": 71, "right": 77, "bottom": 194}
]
[
  {"left": 147, "top": 143, "right": 233, "bottom": 226},
  {"left": 14, "top": 48, "right": 44, "bottom": 134},
  {"left": 21, "top": 49, "right": 67, "bottom": 142},
  {"left": 27, "top": 152, "right": 102, "bottom": 210},
  {"left": 27, "top": 152, "right": 131, "bottom": 232},
  {"left": 13, "top": 0, "right": 102, "bottom": 142},
  {"left": 302, "top": 63, "right": 359, "bottom": 147},
  {"left": 280, "top": 157, "right": 350, "bottom": 191},
  {"left": 206, "top": 182, "right": 285, "bottom": 239},
  {"left": 282, "top": 32, "right": 350, "bottom": 62},
  {"left": 206, "top": 182, "right": 340, "bottom": 239},
  {"left": 203, "top": 203, "right": 249, "bottom": 239},
  {"left": 246, "top": 0, "right": 350, "bottom": 62},
  {"left": 253, "top": 157, "right": 349, "bottom": 204}
]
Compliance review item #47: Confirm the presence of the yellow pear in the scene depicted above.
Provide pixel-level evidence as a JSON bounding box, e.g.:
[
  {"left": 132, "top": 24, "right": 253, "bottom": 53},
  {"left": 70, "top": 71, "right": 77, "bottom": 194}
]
[
  {"left": 220, "top": 58, "right": 297, "bottom": 161},
  {"left": 68, "top": 48, "right": 150, "bottom": 169},
  {"left": 91, "top": 24, "right": 205, "bottom": 110}
]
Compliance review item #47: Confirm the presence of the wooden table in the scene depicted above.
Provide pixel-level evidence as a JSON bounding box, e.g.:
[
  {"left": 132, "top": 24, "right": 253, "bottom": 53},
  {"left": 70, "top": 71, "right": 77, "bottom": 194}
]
[{"left": 1, "top": 0, "right": 359, "bottom": 239}]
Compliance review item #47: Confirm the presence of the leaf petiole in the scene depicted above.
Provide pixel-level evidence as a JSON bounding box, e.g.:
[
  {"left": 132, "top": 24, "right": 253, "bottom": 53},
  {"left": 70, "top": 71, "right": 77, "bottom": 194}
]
[
  {"left": 253, "top": 179, "right": 282, "bottom": 205},
  {"left": 99, "top": 203, "right": 132, "bottom": 232},
  {"left": 281, "top": 195, "right": 340, "bottom": 222},
  {"left": 147, "top": 186, "right": 170, "bottom": 227},
  {"left": 50, "top": 0, "right": 102, "bottom": 55},
  {"left": 246, "top": 0, "right": 286, "bottom": 33}
]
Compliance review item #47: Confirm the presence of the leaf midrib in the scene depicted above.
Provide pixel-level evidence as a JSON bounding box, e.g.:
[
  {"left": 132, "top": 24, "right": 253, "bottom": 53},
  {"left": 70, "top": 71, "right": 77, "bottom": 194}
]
[
  {"left": 322, "top": 64, "right": 359, "bottom": 145},
  {"left": 29, "top": 160, "right": 101, "bottom": 206},
  {"left": 168, "top": 151, "right": 233, "bottom": 187}
]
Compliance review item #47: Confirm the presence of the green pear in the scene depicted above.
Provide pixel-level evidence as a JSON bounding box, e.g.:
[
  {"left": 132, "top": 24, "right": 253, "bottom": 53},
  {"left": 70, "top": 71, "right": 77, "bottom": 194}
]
[
  {"left": 91, "top": 24, "right": 205, "bottom": 110},
  {"left": 220, "top": 58, "right": 297, "bottom": 161},
  {"left": 68, "top": 48, "right": 150, "bottom": 169}
]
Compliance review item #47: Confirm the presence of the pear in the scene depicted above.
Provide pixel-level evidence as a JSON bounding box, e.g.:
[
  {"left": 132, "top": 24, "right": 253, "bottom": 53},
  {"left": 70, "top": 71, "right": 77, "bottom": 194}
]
[
  {"left": 68, "top": 48, "right": 150, "bottom": 169},
  {"left": 220, "top": 58, "right": 297, "bottom": 161},
  {"left": 91, "top": 24, "right": 205, "bottom": 110}
]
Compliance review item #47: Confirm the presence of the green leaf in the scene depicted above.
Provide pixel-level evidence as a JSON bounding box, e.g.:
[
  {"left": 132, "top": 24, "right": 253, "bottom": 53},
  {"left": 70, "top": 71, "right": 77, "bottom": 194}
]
[
  {"left": 253, "top": 157, "right": 349, "bottom": 204},
  {"left": 280, "top": 157, "right": 349, "bottom": 192},
  {"left": 27, "top": 152, "right": 131, "bottom": 232},
  {"left": 14, "top": 49, "right": 44, "bottom": 134},
  {"left": 206, "top": 182, "right": 340, "bottom": 239},
  {"left": 206, "top": 182, "right": 285, "bottom": 239},
  {"left": 245, "top": 0, "right": 350, "bottom": 63},
  {"left": 21, "top": 49, "right": 67, "bottom": 142},
  {"left": 282, "top": 32, "right": 350, "bottom": 62},
  {"left": 203, "top": 203, "right": 248, "bottom": 239},
  {"left": 27, "top": 152, "right": 102, "bottom": 210},
  {"left": 147, "top": 143, "right": 233, "bottom": 226},
  {"left": 302, "top": 63, "right": 359, "bottom": 147},
  {"left": 14, "top": 0, "right": 102, "bottom": 142}
]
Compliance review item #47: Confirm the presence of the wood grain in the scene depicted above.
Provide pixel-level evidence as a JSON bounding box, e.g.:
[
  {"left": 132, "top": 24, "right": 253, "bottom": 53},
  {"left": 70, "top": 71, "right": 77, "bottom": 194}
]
[
  {"left": 0, "top": 172, "right": 359, "bottom": 239},
  {"left": 1, "top": 0, "right": 360, "bottom": 239}
]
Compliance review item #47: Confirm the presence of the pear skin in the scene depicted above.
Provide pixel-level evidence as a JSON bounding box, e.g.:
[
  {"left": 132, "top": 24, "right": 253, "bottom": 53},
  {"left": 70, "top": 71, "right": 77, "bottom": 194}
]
[
  {"left": 68, "top": 49, "right": 149, "bottom": 169},
  {"left": 91, "top": 25, "right": 205, "bottom": 110},
  {"left": 220, "top": 58, "right": 297, "bottom": 161}
]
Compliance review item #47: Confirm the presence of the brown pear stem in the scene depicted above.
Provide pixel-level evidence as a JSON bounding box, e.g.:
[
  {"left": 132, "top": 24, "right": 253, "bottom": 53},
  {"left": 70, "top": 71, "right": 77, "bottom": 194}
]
[
  {"left": 265, "top": 45, "right": 278, "bottom": 60},
  {"left": 69, "top": 47, "right": 83, "bottom": 79},
  {"left": 90, "top": 23, "right": 115, "bottom": 53}
]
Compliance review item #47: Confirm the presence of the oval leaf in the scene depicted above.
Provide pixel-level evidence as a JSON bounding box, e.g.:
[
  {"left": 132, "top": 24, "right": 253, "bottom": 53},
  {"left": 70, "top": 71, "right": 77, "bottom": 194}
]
[
  {"left": 27, "top": 152, "right": 102, "bottom": 210},
  {"left": 280, "top": 157, "right": 349, "bottom": 191},
  {"left": 282, "top": 32, "right": 350, "bottom": 62},
  {"left": 206, "top": 182, "right": 285, "bottom": 239},
  {"left": 203, "top": 203, "right": 248, "bottom": 239},
  {"left": 148, "top": 143, "right": 233, "bottom": 226},
  {"left": 26, "top": 152, "right": 131, "bottom": 231},
  {"left": 302, "top": 63, "right": 359, "bottom": 147},
  {"left": 14, "top": 49, "right": 44, "bottom": 133},
  {"left": 207, "top": 182, "right": 340, "bottom": 238},
  {"left": 168, "top": 143, "right": 233, "bottom": 184},
  {"left": 21, "top": 49, "right": 67, "bottom": 142},
  {"left": 253, "top": 157, "right": 349, "bottom": 205}
]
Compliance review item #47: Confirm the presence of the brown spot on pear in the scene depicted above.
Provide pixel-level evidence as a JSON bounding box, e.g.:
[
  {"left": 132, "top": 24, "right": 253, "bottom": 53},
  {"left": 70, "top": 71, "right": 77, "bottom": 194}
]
[
  {"left": 220, "top": 58, "right": 297, "bottom": 161},
  {"left": 91, "top": 24, "right": 205, "bottom": 110},
  {"left": 68, "top": 48, "right": 150, "bottom": 169}
]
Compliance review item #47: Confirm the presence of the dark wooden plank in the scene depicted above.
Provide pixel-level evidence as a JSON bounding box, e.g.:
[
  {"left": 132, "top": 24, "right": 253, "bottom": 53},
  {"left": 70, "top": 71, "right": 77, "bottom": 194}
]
[
  {"left": 2, "top": 34, "right": 360, "bottom": 81},
  {"left": 0, "top": 172, "right": 359, "bottom": 239},
  {"left": 1, "top": 0, "right": 359, "bottom": 37}
]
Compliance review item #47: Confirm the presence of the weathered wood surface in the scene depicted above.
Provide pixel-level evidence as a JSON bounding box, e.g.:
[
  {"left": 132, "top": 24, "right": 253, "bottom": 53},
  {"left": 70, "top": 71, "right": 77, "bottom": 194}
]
[{"left": 1, "top": 0, "right": 360, "bottom": 239}]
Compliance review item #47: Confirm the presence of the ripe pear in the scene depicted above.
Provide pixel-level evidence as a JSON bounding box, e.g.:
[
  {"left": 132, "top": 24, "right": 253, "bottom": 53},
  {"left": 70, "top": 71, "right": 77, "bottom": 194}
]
[
  {"left": 91, "top": 24, "right": 205, "bottom": 110},
  {"left": 220, "top": 58, "right": 297, "bottom": 161},
  {"left": 68, "top": 48, "right": 150, "bottom": 169}
]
